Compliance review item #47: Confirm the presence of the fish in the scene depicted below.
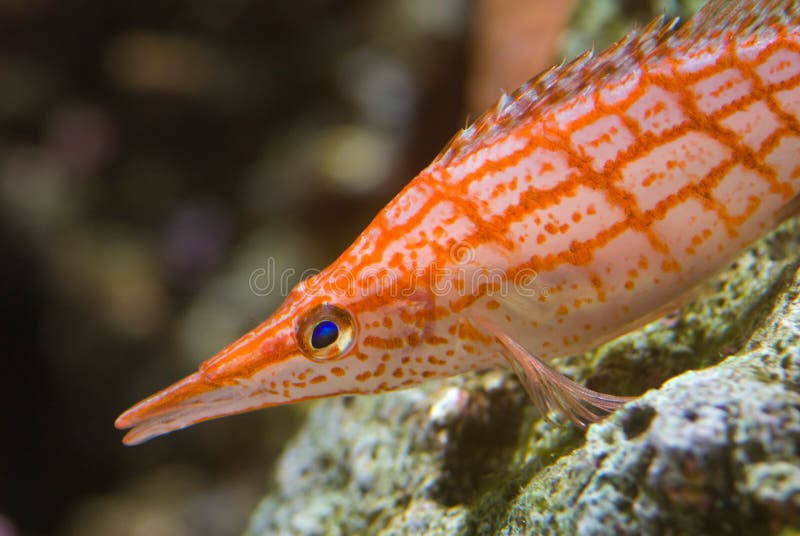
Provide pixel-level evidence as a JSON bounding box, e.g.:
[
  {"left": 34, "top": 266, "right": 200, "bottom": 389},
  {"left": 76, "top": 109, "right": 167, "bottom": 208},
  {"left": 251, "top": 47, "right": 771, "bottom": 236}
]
[{"left": 116, "top": 0, "right": 800, "bottom": 445}]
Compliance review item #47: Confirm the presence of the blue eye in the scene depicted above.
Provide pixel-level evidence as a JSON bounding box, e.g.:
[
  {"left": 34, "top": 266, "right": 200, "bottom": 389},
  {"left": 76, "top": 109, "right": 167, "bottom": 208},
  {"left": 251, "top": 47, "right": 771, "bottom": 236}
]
[
  {"left": 311, "top": 320, "right": 339, "bottom": 349},
  {"left": 297, "top": 304, "right": 355, "bottom": 361}
]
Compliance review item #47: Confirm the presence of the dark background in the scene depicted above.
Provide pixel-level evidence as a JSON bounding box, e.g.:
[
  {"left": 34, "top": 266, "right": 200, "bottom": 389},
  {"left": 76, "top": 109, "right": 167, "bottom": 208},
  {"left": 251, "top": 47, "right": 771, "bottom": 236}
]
[{"left": 0, "top": 2, "right": 470, "bottom": 534}]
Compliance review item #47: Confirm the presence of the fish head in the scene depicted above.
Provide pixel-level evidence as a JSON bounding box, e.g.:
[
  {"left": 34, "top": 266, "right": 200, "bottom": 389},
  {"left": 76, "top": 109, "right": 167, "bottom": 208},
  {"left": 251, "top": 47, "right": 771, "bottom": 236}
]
[{"left": 115, "top": 263, "right": 438, "bottom": 445}]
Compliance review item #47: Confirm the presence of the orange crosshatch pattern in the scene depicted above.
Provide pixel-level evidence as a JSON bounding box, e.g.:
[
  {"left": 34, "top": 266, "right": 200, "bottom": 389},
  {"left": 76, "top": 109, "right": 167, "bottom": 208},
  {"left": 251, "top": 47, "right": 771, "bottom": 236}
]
[{"left": 117, "top": 0, "right": 800, "bottom": 445}]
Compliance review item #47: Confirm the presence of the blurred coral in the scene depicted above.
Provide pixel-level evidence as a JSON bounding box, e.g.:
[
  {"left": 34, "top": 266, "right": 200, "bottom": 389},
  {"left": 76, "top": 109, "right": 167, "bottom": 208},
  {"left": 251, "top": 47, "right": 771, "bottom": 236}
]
[{"left": 468, "top": 0, "right": 577, "bottom": 114}]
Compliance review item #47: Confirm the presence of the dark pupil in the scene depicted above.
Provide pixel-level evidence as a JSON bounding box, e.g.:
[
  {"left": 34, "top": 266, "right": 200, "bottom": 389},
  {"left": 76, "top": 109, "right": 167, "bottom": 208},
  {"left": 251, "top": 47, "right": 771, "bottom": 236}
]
[{"left": 311, "top": 320, "right": 339, "bottom": 349}]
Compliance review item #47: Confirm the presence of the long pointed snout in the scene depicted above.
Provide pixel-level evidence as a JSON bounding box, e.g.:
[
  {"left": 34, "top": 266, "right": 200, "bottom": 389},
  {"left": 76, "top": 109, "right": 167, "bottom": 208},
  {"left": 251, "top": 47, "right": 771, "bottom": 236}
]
[
  {"left": 116, "top": 315, "right": 304, "bottom": 445},
  {"left": 115, "top": 370, "right": 252, "bottom": 445}
]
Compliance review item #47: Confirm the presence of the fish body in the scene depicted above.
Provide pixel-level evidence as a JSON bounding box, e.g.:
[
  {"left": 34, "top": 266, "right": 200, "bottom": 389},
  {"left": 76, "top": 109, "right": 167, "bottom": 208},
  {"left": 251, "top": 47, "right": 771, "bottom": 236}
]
[{"left": 117, "top": 0, "right": 800, "bottom": 445}]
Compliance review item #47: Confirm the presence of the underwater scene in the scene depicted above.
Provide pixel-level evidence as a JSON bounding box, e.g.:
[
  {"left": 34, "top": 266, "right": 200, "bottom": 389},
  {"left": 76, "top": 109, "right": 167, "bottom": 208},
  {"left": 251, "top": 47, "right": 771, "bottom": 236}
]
[{"left": 1, "top": 0, "right": 798, "bottom": 534}]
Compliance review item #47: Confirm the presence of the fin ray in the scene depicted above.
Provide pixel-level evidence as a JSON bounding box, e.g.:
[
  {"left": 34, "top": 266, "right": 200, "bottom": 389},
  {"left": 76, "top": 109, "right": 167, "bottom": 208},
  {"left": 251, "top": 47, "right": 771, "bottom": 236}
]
[{"left": 474, "top": 316, "right": 633, "bottom": 427}]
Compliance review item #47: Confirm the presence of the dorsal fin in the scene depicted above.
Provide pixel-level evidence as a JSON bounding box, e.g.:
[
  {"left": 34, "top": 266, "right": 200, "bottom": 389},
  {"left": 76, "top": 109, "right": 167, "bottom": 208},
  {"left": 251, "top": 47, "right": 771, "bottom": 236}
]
[{"left": 435, "top": 0, "right": 800, "bottom": 169}]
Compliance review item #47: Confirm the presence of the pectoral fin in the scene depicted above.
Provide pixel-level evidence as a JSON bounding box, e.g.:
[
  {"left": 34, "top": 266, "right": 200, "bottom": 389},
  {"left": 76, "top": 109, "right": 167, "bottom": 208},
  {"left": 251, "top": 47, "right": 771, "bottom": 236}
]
[{"left": 475, "top": 316, "right": 633, "bottom": 426}]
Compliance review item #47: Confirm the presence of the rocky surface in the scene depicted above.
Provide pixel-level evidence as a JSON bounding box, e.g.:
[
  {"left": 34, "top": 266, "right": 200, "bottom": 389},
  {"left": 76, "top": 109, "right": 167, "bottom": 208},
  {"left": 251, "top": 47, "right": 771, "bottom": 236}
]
[{"left": 245, "top": 222, "right": 800, "bottom": 534}]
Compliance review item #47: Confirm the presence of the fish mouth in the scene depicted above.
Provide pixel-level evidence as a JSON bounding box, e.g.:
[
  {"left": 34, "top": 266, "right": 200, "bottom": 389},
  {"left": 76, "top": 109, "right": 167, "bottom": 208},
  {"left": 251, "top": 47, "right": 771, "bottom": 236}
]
[
  {"left": 114, "top": 349, "right": 355, "bottom": 444},
  {"left": 116, "top": 315, "right": 301, "bottom": 445},
  {"left": 114, "top": 370, "right": 265, "bottom": 445}
]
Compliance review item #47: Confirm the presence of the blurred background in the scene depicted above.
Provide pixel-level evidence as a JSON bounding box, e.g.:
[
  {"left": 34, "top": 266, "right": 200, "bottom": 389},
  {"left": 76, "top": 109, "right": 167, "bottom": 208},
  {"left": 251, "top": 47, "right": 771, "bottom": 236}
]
[{"left": 0, "top": 0, "right": 700, "bottom": 534}]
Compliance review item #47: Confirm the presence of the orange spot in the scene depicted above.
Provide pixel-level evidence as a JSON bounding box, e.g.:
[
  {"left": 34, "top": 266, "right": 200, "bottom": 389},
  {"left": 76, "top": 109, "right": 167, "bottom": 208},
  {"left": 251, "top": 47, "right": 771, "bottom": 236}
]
[
  {"left": 401, "top": 356, "right": 411, "bottom": 364},
  {"left": 556, "top": 305, "right": 568, "bottom": 316},
  {"left": 457, "top": 322, "right": 492, "bottom": 343},
  {"left": 374, "top": 363, "right": 386, "bottom": 377},
  {"left": 424, "top": 335, "right": 450, "bottom": 345},
  {"left": 422, "top": 371, "right": 437, "bottom": 378},
  {"left": 661, "top": 259, "right": 681, "bottom": 273},
  {"left": 356, "top": 371, "right": 372, "bottom": 382},
  {"left": 331, "top": 367, "right": 345, "bottom": 377},
  {"left": 638, "top": 256, "right": 649, "bottom": 270},
  {"left": 310, "top": 375, "right": 326, "bottom": 384},
  {"left": 586, "top": 204, "right": 596, "bottom": 215},
  {"left": 624, "top": 280, "right": 635, "bottom": 290},
  {"left": 572, "top": 212, "right": 582, "bottom": 223},
  {"left": 641, "top": 172, "right": 663, "bottom": 187},
  {"left": 383, "top": 317, "right": 393, "bottom": 328},
  {"left": 537, "top": 234, "right": 547, "bottom": 244},
  {"left": 569, "top": 241, "right": 592, "bottom": 265},
  {"left": 363, "top": 336, "right": 405, "bottom": 350},
  {"left": 545, "top": 222, "right": 558, "bottom": 234},
  {"left": 388, "top": 251, "right": 404, "bottom": 268},
  {"left": 392, "top": 368, "right": 404, "bottom": 378},
  {"left": 486, "top": 300, "right": 500, "bottom": 310}
]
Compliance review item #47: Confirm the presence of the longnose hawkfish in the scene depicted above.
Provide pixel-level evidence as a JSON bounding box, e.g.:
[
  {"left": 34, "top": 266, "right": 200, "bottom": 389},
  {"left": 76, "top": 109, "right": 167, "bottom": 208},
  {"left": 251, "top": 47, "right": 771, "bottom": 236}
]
[{"left": 117, "top": 0, "right": 800, "bottom": 445}]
